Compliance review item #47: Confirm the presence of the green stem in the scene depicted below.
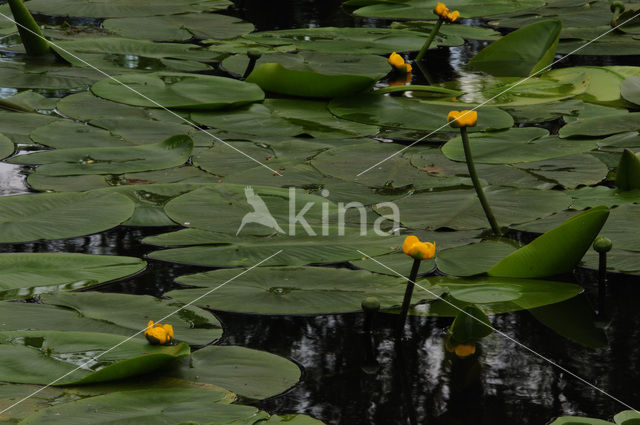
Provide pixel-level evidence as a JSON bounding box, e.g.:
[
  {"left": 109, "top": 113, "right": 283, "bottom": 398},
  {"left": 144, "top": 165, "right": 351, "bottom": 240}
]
[
  {"left": 460, "top": 127, "right": 502, "bottom": 236},
  {"left": 398, "top": 258, "right": 421, "bottom": 334},
  {"left": 415, "top": 18, "right": 443, "bottom": 62},
  {"left": 7, "top": 0, "right": 52, "bottom": 57}
]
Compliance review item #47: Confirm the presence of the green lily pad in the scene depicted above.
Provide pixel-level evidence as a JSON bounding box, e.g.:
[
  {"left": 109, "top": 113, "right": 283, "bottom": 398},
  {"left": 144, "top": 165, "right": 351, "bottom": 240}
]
[
  {"left": 17, "top": 387, "right": 266, "bottom": 425},
  {"left": 11, "top": 135, "right": 193, "bottom": 176},
  {"left": 614, "top": 410, "right": 640, "bottom": 425},
  {"left": 241, "top": 26, "right": 460, "bottom": 54},
  {"left": 0, "top": 293, "right": 222, "bottom": 346},
  {"left": 191, "top": 98, "right": 379, "bottom": 138},
  {"left": 469, "top": 20, "right": 561, "bottom": 77},
  {"left": 0, "top": 90, "right": 57, "bottom": 113},
  {"left": 616, "top": 149, "right": 640, "bottom": 190},
  {"left": 40, "top": 292, "right": 222, "bottom": 346},
  {"left": 549, "top": 417, "right": 614, "bottom": 425},
  {"left": 103, "top": 13, "right": 254, "bottom": 42},
  {"left": 0, "top": 253, "right": 145, "bottom": 300},
  {"left": 328, "top": 94, "right": 514, "bottom": 132},
  {"left": 25, "top": 0, "right": 233, "bottom": 18},
  {"left": 57, "top": 91, "right": 177, "bottom": 122},
  {"left": 0, "top": 330, "right": 189, "bottom": 385},
  {"left": 513, "top": 154, "right": 608, "bottom": 189},
  {"left": 559, "top": 112, "right": 640, "bottom": 138},
  {"left": 389, "top": 187, "right": 570, "bottom": 230},
  {"left": 166, "top": 266, "right": 425, "bottom": 314},
  {"left": 546, "top": 66, "right": 640, "bottom": 106},
  {"left": 568, "top": 186, "right": 640, "bottom": 210},
  {"left": 345, "top": 0, "right": 545, "bottom": 19},
  {"left": 0, "top": 133, "right": 14, "bottom": 160},
  {"left": 171, "top": 345, "right": 301, "bottom": 400},
  {"left": 0, "top": 112, "right": 57, "bottom": 145},
  {"left": 436, "top": 240, "right": 518, "bottom": 276},
  {"left": 0, "top": 190, "right": 134, "bottom": 243},
  {"left": 0, "top": 62, "right": 101, "bottom": 91},
  {"left": 442, "top": 127, "right": 598, "bottom": 164},
  {"left": 91, "top": 72, "right": 264, "bottom": 110},
  {"left": 147, "top": 231, "right": 400, "bottom": 267},
  {"left": 223, "top": 52, "right": 388, "bottom": 98},
  {"left": 411, "top": 276, "right": 583, "bottom": 316}
]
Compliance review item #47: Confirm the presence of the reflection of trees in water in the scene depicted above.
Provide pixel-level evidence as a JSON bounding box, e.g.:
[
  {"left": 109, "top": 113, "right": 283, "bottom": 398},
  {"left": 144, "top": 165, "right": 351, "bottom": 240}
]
[{"left": 217, "top": 276, "right": 640, "bottom": 425}]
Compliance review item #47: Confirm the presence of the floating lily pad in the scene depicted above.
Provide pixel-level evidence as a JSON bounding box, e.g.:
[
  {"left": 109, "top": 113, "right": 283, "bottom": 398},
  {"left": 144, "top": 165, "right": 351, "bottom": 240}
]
[
  {"left": 436, "top": 240, "right": 518, "bottom": 276},
  {"left": 40, "top": 292, "right": 222, "bottom": 346},
  {"left": 0, "top": 133, "right": 14, "bottom": 160},
  {"left": 25, "top": 0, "right": 233, "bottom": 18},
  {"left": 559, "top": 112, "right": 640, "bottom": 138},
  {"left": 388, "top": 187, "right": 570, "bottom": 230},
  {"left": 0, "top": 90, "right": 57, "bottom": 113},
  {"left": 171, "top": 345, "right": 301, "bottom": 399},
  {"left": 411, "top": 276, "right": 583, "bottom": 316},
  {"left": 57, "top": 91, "right": 177, "bottom": 122},
  {"left": 223, "top": 52, "right": 388, "bottom": 98},
  {"left": 191, "top": 98, "right": 379, "bottom": 138},
  {"left": 345, "top": 0, "right": 545, "bottom": 19},
  {"left": 17, "top": 387, "right": 267, "bottom": 425},
  {"left": 166, "top": 266, "right": 424, "bottom": 314},
  {"left": 92, "top": 72, "right": 264, "bottom": 110},
  {"left": 11, "top": 135, "right": 193, "bottom": 176},
  {"left": 0, "top": 112, "right": 57, "bottom": 145},
  {"left": 0, "top": 191, "right": 134, "bottom": 243},
  {"left": 0, "top": 253, "right": 144, "bottom": 300},
  {"left": 441, "top": 127, "right": 597, "bottom": 164},
  {"left": 103, "top": 13, "right": 254, "bottom": 42},
  {"left": 546, "top": 66, "right": 640, "bottom": 106},
  {"left": 0, "top": 330, "right": 189, "bottom": 385},
  {"left": 0, "top": 63, "right": 101, "bottom": 91},
  {"left": 513, "top": 154, "right": 608, "bottom": 189},
  {"left": 242, "top": 26, "right": 460, "bottom": 54},
  {"left": 147, "top": 232, "right": 400, "bottom": 267},
  {"left": 328, "top": 94, "right": 514, "bottom": 132}
]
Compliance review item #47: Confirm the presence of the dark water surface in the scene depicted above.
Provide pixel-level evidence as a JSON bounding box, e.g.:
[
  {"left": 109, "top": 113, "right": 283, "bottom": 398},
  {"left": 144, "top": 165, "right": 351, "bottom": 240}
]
[{"left": 2, "top": 0, "right": 640, "bottom": 424}]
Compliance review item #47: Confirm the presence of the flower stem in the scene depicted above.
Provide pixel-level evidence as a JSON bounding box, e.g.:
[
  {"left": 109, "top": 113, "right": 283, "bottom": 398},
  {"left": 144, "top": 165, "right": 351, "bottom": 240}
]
[
  {"left": 460, "top": 127, "right": 502, "bottom": 236},
  {"left": 415, "top": 18, "right": 443, "bottom": 62},
  {"left": 398, "top": 258, "right": 421, "bottom": 334},
  {"left": 8, "top": 0, "right": 52, "bottom": 57}
]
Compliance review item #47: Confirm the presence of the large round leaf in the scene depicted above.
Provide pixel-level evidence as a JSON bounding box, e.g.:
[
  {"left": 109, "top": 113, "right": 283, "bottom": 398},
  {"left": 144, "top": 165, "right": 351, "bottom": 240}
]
[
  {"left": 388, "top": 187, "right": 570, "bottom": 230},
  {"left": 25, "top": 0, "right": 232, "bottom": 18},
  {"left": 0, "top": 191, "right": 134, "bottom": 243},
  {"left": 0, "top": 253, "right": 145, "bottom": 300},
  {"left": 171, "top": 345, "right": 301, "bottom": 400},
  {"left": 17, "top": 388, "right": 263, "bottom": 425},
  {"left": 411, "top": 276, "right": 583, "bottom": 316},
  {"left": 0, "top": 330, "right": 189, "bottom": 385},
  {"left": 10, "top": 135, "right": 193, "bottom": 176},
  {"left": 621, "top": 76, "right": 640, "bottom": 106},
  {"left": 436, "top": 240, "right": 517, "bottom": 277},
  {"left": 40, "top": 292, "right": 223, "bottom": 346},
  {"left": 103, "top": 13, "right": 254, "bottom": 42},
  {"left": 329, "top": 94, "right": 514, "bottom": 132},
  {"left": 166, "top": 266, "right": 428, "bottom": 314},
  {"left": 147, "top": 231, "right": 401, "bottom": 267},
  {"left": 223, "top": 52, "right": 388, "bottom": 98},
  {"left": 441, "top": 127, "right": 598, "bottom": 164},
  {"left": 559, "top": 112, "right": 640, "bottom": 138},
  {"left": 91, "top": 72, "right": 264, "bottom": 110}
]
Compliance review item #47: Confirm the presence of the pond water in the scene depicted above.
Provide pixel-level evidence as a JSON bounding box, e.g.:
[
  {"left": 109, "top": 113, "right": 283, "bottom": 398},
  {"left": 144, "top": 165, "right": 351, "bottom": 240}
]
[{"left": 1, "top": 0, "right": 640, "bottom": 424}]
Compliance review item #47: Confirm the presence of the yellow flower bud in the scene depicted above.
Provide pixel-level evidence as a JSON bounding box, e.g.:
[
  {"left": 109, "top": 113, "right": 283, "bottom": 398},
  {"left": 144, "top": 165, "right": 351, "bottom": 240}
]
[
  {"left": 144, "top": 320, "right": 174, "bottom": 345},
  {"left": 434, "top": 2, "right": 449, "bottom": 18},
  {"left": 454, "top": 344, "right": 476, "bottom": 358},
  {"left": 447, "top": 110, "right": 478, "bottom": 128},
  {"left": 446, "top": 10, "right": 460, "bottom": 22},
  {"left": 388, "top": 52, "right": 412, "bottom": 73},
  {"left": 402, "top": 235, "right": 436, "bottom": 260}
]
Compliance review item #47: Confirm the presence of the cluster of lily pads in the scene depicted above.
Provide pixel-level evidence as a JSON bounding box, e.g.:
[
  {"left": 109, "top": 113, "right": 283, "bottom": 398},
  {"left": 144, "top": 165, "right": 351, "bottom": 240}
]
[{"left": 0, "top": 0, "right": 639, "bottom": 423}]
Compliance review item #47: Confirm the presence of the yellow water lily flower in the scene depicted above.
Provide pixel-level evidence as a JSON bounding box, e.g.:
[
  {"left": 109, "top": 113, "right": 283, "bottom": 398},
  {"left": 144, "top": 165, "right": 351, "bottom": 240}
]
[
  {"left": 402, "top": 235, "right": 436, "bottom": 260},
  {"left": 447, "top": 110, "right": 478, "bottom": 128},
  {"left": 388, "top": 52, "right": 412, "bottom": 72},
  {"left": 144, "top": 320, "right": 174, "bottom": 345}
]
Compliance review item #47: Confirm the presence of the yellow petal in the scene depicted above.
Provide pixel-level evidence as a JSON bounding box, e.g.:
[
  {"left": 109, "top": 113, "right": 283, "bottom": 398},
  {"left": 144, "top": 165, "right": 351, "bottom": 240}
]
[
  {"left": 447, "top": 110, "right": 477, "bottom": 128},
  {"left": 434, "top": 2, "right": 449, "bottom": 17},
  {"left": 163, "top": 324, "right": 174, "bottom": 340},
  {"left": 447, "top": 10, "right": 460, "bottom": 22},
  {"left": 408, "top": 241, "right": 436, "bottom": 260},
  {"left": 388, "top": 52, "right": 405, "bottom": 69},
  {"left": 402, "top": 235, "right": 420, "bottom": 255}
]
